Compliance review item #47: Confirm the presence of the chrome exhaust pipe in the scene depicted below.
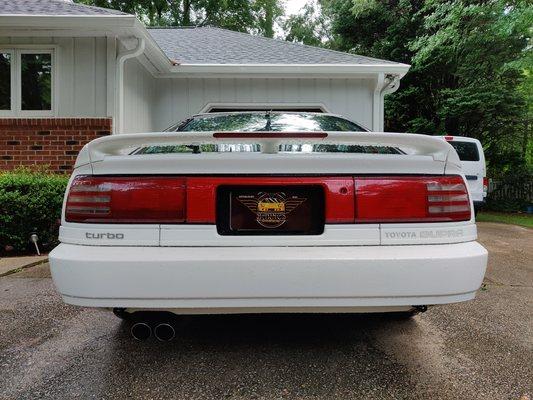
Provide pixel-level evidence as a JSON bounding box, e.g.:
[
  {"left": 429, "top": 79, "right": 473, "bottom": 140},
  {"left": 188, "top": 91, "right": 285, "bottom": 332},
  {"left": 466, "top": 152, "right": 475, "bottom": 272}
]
[
  {"left": 131, "top": 322, "right": 152, "bottom": 340},
  {"left": 154, "top": 323, "right": 175, "bottom": 341}
]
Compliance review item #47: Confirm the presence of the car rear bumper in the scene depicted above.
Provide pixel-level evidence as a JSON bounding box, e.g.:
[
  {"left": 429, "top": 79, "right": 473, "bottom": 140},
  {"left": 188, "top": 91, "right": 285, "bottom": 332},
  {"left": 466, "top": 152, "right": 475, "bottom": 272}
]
[{"left": 49, "top": 242, "right": 487, "bottom": 313}]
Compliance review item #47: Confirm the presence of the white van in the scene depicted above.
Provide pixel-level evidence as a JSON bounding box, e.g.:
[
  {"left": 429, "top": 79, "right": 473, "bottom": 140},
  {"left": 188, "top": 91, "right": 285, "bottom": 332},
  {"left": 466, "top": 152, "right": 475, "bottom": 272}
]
[{"left": 438, "top": 136, "right": 487, "bottom": 212}]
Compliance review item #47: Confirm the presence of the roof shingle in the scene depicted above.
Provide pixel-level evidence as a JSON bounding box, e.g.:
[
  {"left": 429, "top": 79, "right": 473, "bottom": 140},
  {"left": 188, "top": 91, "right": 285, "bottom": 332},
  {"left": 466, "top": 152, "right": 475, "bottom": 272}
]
[
  {"left": 0, "top": 2, "right": 402, "bottom": 67},
  {"left": 0, "top": 0, "right": 128, "bottom": 16},
  {"left": 148, "top": 27, "right": 400, "bottom": 65}
]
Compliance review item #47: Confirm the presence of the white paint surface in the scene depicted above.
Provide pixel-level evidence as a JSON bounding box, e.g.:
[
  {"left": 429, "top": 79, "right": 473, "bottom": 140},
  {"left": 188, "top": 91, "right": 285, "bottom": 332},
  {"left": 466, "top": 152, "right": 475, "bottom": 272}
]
[
  {"left": 122, "top": 60, "right": 377, "bottom": 133},
  {"left": 49, "top": 241, "right": 488, "bottom": 311}
]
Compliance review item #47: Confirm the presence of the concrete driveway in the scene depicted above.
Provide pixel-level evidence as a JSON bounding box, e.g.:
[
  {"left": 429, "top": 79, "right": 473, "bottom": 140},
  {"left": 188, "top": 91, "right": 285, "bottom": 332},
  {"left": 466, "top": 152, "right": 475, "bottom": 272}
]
[{"left": 0, "top": 222, "right": 531, "bottom": 400}]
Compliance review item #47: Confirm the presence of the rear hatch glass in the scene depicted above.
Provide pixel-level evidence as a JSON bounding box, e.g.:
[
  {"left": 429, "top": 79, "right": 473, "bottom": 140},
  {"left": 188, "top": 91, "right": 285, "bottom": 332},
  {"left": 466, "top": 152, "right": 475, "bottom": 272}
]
[
  {"left": 448, "top": 141, "right": 479, "bottom": 161},
  {"left": 135, "top": 113, "right": 401, "bottom": 155}
]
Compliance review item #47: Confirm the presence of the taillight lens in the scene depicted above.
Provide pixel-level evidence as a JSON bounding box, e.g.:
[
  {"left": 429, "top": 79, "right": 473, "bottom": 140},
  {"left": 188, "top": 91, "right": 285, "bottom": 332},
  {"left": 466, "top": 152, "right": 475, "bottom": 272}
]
[
  {"left": 65, "top": 176, "right": 186, "bottom": 223},
  {"left": 354, "top": 176, "right": 471, "bottom": 223},
  {"left": 483, "top": 177, "right": 489, "bottom": 193},
  {"left": 65, "top": 175, "right": 470, "bottom": 225}
]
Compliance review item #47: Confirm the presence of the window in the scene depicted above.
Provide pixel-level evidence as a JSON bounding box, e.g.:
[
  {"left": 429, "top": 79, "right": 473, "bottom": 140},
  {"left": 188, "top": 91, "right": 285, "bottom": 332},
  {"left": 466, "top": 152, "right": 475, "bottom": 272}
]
[
  {"left": 0, "top": 52, "right": 11, "bottom": 110},
  {"left": 449, "top": 141, "right": 480, "bottom": 161},
  {"left": 135, "top": 112, "right": 400, "bottom": 155},
  {"left": 0, "top": 49, "right": 54, "bottom": 116},
  {"left": 21, "top": 53, "right": 52, "bottom": 111},
  {"left": 175, "top": 112, "right": 367, "bottom": 132}
]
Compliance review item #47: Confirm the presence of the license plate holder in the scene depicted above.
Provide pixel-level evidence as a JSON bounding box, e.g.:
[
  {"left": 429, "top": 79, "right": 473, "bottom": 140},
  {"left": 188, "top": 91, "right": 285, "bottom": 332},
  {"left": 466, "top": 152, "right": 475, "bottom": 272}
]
[{"left": 216, "top": 185, "right": 325, "bottom": 235}]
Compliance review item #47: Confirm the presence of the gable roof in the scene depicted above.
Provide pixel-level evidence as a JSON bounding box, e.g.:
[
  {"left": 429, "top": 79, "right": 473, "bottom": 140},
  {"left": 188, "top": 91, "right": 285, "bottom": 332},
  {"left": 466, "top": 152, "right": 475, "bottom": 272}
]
[
  {"left": 0, "top": 0, "right": 128, "bottom": 16},
  {"left": 0, "top": 1, "right": 409, "bottom": 76},
  {"left": 148, "top": 27, "right": 399, "bottom": 65}
]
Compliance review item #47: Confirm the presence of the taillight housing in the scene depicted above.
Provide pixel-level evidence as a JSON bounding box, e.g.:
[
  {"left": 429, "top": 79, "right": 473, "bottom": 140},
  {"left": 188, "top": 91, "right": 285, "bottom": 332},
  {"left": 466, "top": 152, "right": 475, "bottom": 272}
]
[
  {"left": 483, "top": 177, "right": 489, "bottom": 194},
  {"left": 65, "top": 176, "right": 186, "bottom": 223},
  {"left": 354, "top": 176, "right": 471, "bottom": 223},
  {"left": 64, "top": 175, "right": 471, "bottom": 225}
]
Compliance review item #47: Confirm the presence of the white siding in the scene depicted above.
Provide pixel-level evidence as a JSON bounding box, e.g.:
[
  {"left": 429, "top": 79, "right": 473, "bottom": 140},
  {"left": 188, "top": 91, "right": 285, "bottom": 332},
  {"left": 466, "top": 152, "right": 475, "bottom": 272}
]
[
  {"left": 0, "top": 35, "right": 377, "bottom": 132},
  {"left": 0, "top": 36, "right": 113, "bottom": 118},
  {"left": 143, "top": 76, "right": 375, "bottom": 132},
  {"left": 122, "top": 57, "right": 156, "bottom": 133},
  {"left": 120, "top": 61, "right": 378, "bottom": 133}
]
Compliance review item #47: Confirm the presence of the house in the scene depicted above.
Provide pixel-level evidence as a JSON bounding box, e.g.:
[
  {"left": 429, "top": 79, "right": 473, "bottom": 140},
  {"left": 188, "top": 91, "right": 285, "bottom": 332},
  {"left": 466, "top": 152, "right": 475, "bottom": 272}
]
[{"left": 0, "top": 0, "right": 410, "bottom": 172}]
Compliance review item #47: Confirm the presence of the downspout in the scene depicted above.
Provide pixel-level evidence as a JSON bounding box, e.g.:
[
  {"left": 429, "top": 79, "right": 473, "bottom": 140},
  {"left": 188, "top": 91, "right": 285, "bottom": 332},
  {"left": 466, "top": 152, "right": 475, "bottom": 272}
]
[
  {"left": 372, "top": 73, "right": 385, "bottom": 132},
  {"left": 115, "top": 37, "right": 145, "bottom": 134},
  {"left": 379, "top": 74, "right": 401, "bottom": 132}
]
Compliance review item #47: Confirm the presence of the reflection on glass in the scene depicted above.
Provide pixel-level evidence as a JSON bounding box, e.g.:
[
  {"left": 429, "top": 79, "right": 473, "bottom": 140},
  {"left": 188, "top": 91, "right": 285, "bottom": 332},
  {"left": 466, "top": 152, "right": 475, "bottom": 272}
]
[
  {"left": 0, "top": 53, "right": 10, "bottom": 110},
  {"left": 136, "top": 112, "right": 400, "bottom": 155},
  {"left": 176, "top": 112, "right": 366, "bottom": 132},
  {"left": 21, "top": 53, "right": 52, "bottom": 110}
]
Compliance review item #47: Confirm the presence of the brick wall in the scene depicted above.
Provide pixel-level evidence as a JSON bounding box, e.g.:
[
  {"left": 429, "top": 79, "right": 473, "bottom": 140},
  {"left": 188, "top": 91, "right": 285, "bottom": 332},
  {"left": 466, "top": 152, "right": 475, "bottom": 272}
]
[{"left": 0, "top": 118, "right": 112, "bottom": 173}]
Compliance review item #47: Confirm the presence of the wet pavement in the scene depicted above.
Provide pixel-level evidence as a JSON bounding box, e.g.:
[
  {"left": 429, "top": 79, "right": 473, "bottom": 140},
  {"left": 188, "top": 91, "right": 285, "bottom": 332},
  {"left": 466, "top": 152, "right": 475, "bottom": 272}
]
[{"left": 0, "top": 222, "right": 531, "bottom": 399}]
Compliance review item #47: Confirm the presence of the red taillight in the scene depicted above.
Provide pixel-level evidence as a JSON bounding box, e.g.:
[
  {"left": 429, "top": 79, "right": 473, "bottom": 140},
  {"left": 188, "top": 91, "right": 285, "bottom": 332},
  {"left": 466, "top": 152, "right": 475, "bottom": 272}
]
[
  {"left": 65, "top": 176, "right": 186, "bottom": 223},
  {"left": 483, "top": 177, "right": 489, "bottom": 193},
  {"left": 65, "top": 175, "right": 470, "bottom": 224},
  {"left": 213, "top": 132, "right": 328, "bottom": 139},
  {"left": 445, "top": 136, "right": 454, "bottom": 141},
  {"left": 354, "top": 176, "right": 471, "bottom": 223}
]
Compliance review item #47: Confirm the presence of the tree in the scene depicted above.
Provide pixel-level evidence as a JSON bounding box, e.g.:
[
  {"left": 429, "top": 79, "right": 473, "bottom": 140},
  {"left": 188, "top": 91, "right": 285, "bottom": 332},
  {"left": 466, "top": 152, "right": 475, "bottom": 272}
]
[
  {"left": 76, "top": 0, "right": 283, "bottom": 34},
  {"left": 322, "top": 0, "right": 532, "bottom": 174},
  {"left": 282, "top": 2, "right": 331, "bottom": 46},
  {"left": 410, "top": 0, "right": 530, "bottom": 173}
]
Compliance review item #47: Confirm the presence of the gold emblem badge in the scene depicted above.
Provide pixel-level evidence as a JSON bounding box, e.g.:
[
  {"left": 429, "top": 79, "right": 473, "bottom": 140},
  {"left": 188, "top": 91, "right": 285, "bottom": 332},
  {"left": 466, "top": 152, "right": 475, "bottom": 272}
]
[{"left": 237, "top": 192, "right": 307, "bottom": 228}]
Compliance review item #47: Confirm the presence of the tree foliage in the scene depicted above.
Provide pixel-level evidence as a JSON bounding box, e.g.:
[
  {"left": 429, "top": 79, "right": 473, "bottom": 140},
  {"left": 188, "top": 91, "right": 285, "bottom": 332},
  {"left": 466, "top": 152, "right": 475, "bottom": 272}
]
[
  {"left": 287, "top": 0, "right": 532, "bottom": 175},
  {"left": 76, "top": 0, "right": 282, "bottom": 35},
  {"left": 282, "top": 2, "right": 332, "bottom": 46}
]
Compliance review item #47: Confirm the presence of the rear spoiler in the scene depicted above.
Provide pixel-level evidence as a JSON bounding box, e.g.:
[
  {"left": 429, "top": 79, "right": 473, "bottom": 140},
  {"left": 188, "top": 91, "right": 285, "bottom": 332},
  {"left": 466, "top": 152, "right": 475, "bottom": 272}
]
[{"left": 77, "top": 131, "right": 459, "bottom": 167}]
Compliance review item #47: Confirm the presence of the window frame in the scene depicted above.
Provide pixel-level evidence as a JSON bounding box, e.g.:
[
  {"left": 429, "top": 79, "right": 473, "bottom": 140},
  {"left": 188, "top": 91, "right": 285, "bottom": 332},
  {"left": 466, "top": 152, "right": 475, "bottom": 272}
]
[{"left": 0, "top": 47, "right": 57, "bottom": 117}]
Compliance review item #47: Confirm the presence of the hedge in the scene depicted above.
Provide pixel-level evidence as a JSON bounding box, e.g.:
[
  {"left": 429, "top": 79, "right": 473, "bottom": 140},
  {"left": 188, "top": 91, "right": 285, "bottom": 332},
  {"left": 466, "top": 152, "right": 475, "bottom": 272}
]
[{"left": 0, "top": 168, "right": 69, "bottom": 254}]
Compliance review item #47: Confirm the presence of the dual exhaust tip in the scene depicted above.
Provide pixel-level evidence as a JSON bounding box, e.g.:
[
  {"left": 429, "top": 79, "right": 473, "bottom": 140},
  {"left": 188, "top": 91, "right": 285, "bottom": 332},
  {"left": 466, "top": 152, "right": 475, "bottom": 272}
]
[{"left": 131, "top": 322, "right": 175, "bottom": 341}]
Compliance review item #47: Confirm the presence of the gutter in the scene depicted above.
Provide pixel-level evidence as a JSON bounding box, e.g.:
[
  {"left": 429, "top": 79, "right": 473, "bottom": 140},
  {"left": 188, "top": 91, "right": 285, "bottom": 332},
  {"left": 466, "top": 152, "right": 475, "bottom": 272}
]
[
  {"left": 164, "top": 63, "right": 410, "bottom": 78},
  {"left": 115, "top": 37, "right": 145, "bottom": 134}
]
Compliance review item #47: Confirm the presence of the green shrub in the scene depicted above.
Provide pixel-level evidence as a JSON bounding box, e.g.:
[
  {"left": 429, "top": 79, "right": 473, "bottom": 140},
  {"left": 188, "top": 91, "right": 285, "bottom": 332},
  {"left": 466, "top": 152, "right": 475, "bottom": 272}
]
[{"left": 0, "top": 168, "right": 69, "bottom": 254}]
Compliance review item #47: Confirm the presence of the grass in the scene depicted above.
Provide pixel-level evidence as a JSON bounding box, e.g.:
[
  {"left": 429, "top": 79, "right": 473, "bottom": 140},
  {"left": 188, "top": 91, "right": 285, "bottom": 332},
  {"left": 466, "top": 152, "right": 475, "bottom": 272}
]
[{"left": 477, "top": 211, "right": 533, "bottom": 228}]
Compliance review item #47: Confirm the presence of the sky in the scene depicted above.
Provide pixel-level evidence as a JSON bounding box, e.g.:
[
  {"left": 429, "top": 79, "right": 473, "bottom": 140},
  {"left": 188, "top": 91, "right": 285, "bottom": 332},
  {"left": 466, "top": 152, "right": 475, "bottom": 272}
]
[
  {"left": 284, "top": 0, "right": 312, "bottom": 16},
  {"left": 274, "top": 0, "right": 317, "bottom": 37}
]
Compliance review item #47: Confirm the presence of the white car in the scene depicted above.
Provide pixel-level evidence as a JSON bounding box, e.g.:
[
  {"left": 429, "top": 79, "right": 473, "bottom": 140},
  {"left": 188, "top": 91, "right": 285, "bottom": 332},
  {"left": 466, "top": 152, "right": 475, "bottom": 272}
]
[
  {"left": 437, "top": 136, "right": 488, "bottom": 212},
  {"left": 49, "top": 112, "right": 488, "bottom": 340}
]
